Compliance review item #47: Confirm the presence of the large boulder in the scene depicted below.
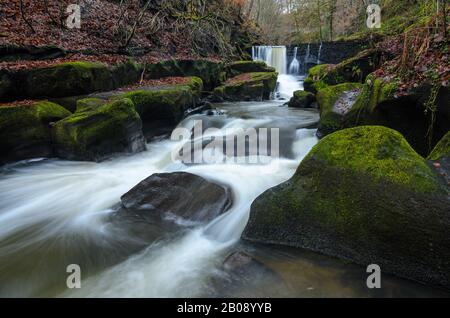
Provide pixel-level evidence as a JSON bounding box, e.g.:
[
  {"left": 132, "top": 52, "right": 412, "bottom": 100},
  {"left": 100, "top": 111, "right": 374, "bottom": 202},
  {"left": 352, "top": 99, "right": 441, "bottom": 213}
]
[
  {"left": 304, "top": 49, "right": 383, "bottom": 94},
  {"left": 0, "top": 101, "right": 71, "bottom": 165},
  {"left": 0, "top": 60, "right": 143, "bottom": 102},
  {"left": 120, "top": 172, "right": 232, "bottom": 225},
  {"left": 343, "top": 75, "right": 450, "bottom": 156},
  {"left": 52, "top": 98, "right": 146, "bottom": 161},
  {"left": 213, "top": 72, "right": 278, "bottom": 101},
  {"left": 315, "top": 83, "right": 363, "bottom": 138},
  {"left": 119, "top": 84, "right": 198, "bottom": 139},
  {"left": 243, "top": 126, "right": 450, "bottom": 289},
  {"left": 225, "top": 61, "right": 275, "bottom": 78},
  {"left": 288, "top": 90, "right": 316, "bottom": 109}
]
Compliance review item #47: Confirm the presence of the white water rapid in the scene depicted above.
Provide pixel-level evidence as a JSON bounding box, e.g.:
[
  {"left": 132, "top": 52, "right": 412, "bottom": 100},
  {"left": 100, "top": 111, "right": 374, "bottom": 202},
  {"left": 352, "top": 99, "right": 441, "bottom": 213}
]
[
  {"left": 0, "top": 52, "right": 443, "bottom": 298},
  {"left": 0, "top": 87, "right": 320, "bottom": 297}
]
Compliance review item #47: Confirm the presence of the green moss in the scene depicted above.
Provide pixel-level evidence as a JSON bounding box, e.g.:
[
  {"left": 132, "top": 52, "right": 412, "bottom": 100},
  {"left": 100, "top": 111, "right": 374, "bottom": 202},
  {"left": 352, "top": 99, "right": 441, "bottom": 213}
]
[
  {"left": 288, "top": 90, "right": 315, "bottom": 108},
  {"left": 345, "top": 75, "right": 399, "bottom": 127},
  {"left": 214, "top": 71, "right": 278, "bottom": 101},
  {"left": 428, "top": 131, "right": 450, "bottom": 161},
  {"left": 304, "top": 126, "right": 442, "bottom": 193},
  {"left": 176, "top": 76, "right": 203, "bottom": 98},
  {"left": 25, "top": 61, "right": 114, "bottom": 99},
  {"left": 315, "top": 83, "right": 362, "bottom": 137},
  {"left": 52, "top": 98, "right": 144, "bottom": 161},
  {"left": 225, "top": 61, "right": 275, "bottom": 78},
  {"left": 0, "top": 101, "right": 71, "bottom": 164},
  {"left": 120, "top": 87, "right": 193, "bottom": 122},
  {"left": 76, "top": 98, "right": 106, "bottom": 113}
]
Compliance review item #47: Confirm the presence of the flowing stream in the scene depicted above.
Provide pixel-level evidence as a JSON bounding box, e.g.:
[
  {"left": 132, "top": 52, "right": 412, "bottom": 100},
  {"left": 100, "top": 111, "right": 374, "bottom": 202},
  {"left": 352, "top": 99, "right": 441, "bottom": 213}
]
[{"left": 0, "top": 53, "right": 447, "bottom": 298}]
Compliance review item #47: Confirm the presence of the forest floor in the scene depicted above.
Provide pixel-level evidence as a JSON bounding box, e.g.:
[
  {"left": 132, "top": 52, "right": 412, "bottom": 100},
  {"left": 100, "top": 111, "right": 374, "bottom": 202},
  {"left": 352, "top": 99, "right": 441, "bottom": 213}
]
[{"left": 0, "top": 0, "right": 239, "bottom": 70}]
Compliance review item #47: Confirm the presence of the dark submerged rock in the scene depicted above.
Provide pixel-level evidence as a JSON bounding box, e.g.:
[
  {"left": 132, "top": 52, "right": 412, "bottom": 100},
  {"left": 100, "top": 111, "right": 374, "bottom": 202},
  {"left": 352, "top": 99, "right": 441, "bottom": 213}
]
[{"left": 120, "top": 172, "right": 232, "bottom": 225}]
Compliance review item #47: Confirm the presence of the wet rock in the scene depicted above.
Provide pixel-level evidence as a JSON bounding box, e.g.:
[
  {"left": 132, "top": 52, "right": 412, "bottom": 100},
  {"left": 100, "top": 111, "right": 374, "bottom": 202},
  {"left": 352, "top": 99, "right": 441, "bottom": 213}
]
[
  {"left": 0, "top": 101, "right": 71, "bottom": 165},
  {"left": 52, "top": 98, "right": 146, "bottom": 161},
  {"left": 243, "top": 126, "right": 450, "bottom": 289},
  {"left": 288, "top": 90, "right": 316, "bottom": 108},
  {"left": 315, "top": 83, "right": 363, "bottom": 138},
  {"left": 213, "top": 72, "right": 278, "bottom": 101},
  {"left": 224, "top": 61, "right": 275, "bottom": 78},
  {"left": 343, "top": 76, "right": 450, "bottom": 156},
  {"left": 120, "top": 172, "right": 232, "bottom": 225},
  {"left": 0, "top": 60, "right": 143, "bottom": 102},
  {"left": 304, "top": 49, "right": 384, "bottom": 94},
  {"left": 211, "top": 251, "right": 285, "bottom": 297}
]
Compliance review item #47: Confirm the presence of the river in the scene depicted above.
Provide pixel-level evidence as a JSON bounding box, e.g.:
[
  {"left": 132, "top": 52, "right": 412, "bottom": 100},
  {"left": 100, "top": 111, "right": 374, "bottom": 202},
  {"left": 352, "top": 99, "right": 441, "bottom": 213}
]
[{"left": 0, "top": 73, "right": 447, "bottom": 298}]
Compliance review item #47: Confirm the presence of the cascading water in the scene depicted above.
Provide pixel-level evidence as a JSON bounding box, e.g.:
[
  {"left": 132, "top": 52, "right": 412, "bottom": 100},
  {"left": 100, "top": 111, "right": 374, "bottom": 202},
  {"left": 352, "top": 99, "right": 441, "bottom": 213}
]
[
  {"left": 252, "top": 46, "right": 287, "bottom": 74},
  {"left": 253, "top": 45, "right": 303, "bottom": 100},
  {"left": 317, "top": 42, "right": 323, "bottom": 64},
  {"left": 288, "top": 47, "right": 300, "bottom": 75},
  {"left": 304, "top": 44, "right": 311, "bottom": 65}
]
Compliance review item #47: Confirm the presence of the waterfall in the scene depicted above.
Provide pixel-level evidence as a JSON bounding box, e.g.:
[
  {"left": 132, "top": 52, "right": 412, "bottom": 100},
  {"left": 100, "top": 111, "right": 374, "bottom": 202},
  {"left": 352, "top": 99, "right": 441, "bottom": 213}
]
[
  {"left": 304, "top": 44, "right": 311, "bottom": 66},
  {"left": 288, "top": 47, "right": 300, "bottom": 75},
  {"left": 252, "top": 46, "right": 287, "bottom": 74},
  {"left": 317, "top": 42, "right": 323, "bottom": 64}
]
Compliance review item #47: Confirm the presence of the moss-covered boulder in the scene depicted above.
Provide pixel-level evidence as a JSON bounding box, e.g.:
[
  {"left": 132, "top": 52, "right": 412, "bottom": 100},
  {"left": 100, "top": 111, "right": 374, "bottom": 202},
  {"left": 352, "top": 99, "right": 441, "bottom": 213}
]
[
  {"left": 52, "top": 98, "right": 146, "bottom": 161},
  {"left": 225, "top": 61, "right": 275, "bottom": 78},
  {"left": 0, "top": 101, "right": 71, "bottom": 165},
  {"left": 110, "top": 59, "right": 144, "bottom": 88},
  {"left": 316, "top": 83, "right": 363, "bottom": 138},
  {"left": 304, "top": 49, "right": 382, "bottom": 94},
  {"left": 428, "top": 131, "right": 450, "bottom": 161},
  {"left": 343, "top": 75, "right": 450, "bottom": 156},
  {"left": 243, "top": 126, "right": 450, "bottom": 289},
  {"left": 146, "top": 59, "right": 223, "bottom": 91},
  {"left": 304, "top": 64, "right": 332, "bottom": 94},
  {"left": 24, "top": 62, "right": 114, "bottom": 98},
  {"left": 288, "top": 90, "right": 316, "bottom": 108},
  {"left": 1, "top": 60, "right": 144, "bottom": 102},
  {"left": 119, "top": 85, "right": 196, "bottom": 139},
  {"left": 214, "top": 72, "right": 278, "bottom": 101}
]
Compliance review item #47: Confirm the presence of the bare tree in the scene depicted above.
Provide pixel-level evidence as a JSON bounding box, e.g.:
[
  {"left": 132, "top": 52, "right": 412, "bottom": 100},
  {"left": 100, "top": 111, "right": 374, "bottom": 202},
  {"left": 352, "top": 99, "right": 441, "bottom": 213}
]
[{"left": 19, "top": 0, "right": 35, "bottom": 33}]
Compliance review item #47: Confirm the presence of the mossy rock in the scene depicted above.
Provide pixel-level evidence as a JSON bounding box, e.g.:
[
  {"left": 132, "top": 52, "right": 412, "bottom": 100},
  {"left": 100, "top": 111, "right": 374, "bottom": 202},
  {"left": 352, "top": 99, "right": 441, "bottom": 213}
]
[
  {"left": 1, "top": 59, "right": 145, "bottom": 102},
  {"left": 110, "top": 59, "right": 144, "bottom": 88},
  {"left": 120, "top": 87, "right": 194, "bottom": 123},
  {"left": 243, "top": 126, "right": 450, "bottom": 289},
  {"left": 288, "top": 90, "right": 316, "bottom": 108},
  {"left": 24, "top": 61, "right": 114, "bottom": 99},
  {"left": 344, "top": 75, "right": 449, "bottom": 157},
  {"left": 214, "top": 72, "right": 278, "bottom": 101},
  {"left": 176, "top": 76, "right": 203, "bottom": 99},
  {"left": 303, "top": 64, "right": 332, "bottom": 94},
  {"left": 316, "top": 83, "right": 363, "bottom": 138},
  {"left": 146, "top": 59, "right": 223, "bottom": 91},
  {"left": 0, "top": 101, "right": 71, "bottom": 165},
  {"left": 304, "top": 50, "right": 382, "bottom": 94},
  {"left": 428, "top": 131, "right": 450, "bottom": 161},
  {"left": 225, "top": 61, "right": 275, "bottom": 78},
  {"left": 52, "top": 98, "right": 146, "bottom": 161},
  {"left": 119, "top": 86, "right": 196, "bottom": 139},
  {"left": 76, "top": 98, "right": 107, "bottom": 113}
]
